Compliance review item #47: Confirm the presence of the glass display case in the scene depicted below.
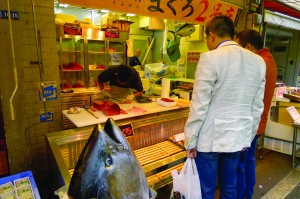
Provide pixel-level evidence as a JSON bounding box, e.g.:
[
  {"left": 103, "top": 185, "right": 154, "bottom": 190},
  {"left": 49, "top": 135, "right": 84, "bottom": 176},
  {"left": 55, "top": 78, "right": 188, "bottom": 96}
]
[
  {"left": 86, "top": 39, "right": 106, "bottom": 88},
  {"left": 46, "top": 106, "right": 189, "bottom": 192},
  {"left": 58, "top": 37, "right": 85, "bottom": 89},
  {"left": 107, "top": 41, "right": 127, "bottom": 67},
  {"left": 57, "top": 36, "right": 127, "bottom": 90}
]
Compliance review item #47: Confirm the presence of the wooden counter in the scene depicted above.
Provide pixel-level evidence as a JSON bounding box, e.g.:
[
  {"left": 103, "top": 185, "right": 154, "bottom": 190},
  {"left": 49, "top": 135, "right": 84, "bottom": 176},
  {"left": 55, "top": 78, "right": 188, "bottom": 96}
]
[{"left": 63, "top": 101, "right": 189, "bottom": 128}]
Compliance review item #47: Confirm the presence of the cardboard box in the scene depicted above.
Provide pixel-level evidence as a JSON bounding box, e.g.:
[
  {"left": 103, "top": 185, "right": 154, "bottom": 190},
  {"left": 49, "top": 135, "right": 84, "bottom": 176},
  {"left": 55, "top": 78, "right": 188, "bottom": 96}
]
[{"left": 278, "top": 101, "right": 300, "bottom": 126}]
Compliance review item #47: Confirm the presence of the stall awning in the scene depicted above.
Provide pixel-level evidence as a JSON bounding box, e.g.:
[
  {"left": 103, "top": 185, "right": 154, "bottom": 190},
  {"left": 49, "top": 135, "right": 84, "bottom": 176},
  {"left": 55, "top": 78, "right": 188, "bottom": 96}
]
[
  {"left": 264, "top": 0, "right": 300, "bottom": 19},
  {"left": 265, "top": 10, "right": 300, "bottom": 31}
]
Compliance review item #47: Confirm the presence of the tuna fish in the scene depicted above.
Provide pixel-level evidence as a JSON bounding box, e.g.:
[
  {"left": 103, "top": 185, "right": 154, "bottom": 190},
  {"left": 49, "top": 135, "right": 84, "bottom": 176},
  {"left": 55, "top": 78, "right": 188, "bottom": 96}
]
[
  {"left": 68, "top": 118, "right": 157, "bottom": 199},
  {"left": 175, "top": 24, "right": 195, "bottom": 37}
]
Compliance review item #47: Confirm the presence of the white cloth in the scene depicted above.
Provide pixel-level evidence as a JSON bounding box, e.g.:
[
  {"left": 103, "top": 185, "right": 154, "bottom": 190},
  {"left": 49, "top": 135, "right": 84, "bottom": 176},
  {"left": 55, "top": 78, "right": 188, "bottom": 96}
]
[{"left": 184, "top": 41, "right": 266, "bottom": 152}]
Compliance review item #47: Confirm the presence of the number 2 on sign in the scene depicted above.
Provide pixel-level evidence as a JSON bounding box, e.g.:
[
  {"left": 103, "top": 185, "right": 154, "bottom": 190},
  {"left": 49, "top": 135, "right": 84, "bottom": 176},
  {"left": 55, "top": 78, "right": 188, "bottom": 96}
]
[
  {"left": 195, "top": 0, "right": 208, "bottom": 22},
  {"left": 195, "top": 0, "right": 236, "bottom": 23}
]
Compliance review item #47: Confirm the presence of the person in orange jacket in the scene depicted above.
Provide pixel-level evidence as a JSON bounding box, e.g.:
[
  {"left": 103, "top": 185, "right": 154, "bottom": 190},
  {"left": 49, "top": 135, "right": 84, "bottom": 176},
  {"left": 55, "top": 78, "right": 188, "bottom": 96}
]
[{"left": 235, "top": 29, "right": 277, "bottom": 199}]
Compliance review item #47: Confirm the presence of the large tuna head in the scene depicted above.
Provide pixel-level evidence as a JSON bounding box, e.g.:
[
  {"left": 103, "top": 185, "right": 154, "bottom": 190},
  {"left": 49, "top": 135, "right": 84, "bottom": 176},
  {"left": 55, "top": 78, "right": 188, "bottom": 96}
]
[{"left": 68, "top": 118, "right": 156, "bottom": 199}]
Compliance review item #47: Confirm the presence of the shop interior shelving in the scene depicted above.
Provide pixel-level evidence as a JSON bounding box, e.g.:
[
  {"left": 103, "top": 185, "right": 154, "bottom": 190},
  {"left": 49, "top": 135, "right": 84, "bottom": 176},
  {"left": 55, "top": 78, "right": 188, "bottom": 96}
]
[{"left": 57, "top": 33, "right": 127, "bottom": 90}]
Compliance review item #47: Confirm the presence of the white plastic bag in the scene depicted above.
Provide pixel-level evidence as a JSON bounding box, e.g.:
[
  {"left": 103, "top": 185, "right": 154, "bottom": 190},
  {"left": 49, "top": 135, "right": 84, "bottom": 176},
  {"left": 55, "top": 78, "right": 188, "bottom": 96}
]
[{"left": 170, "top": 158, "right": 202, "bottom": 199}]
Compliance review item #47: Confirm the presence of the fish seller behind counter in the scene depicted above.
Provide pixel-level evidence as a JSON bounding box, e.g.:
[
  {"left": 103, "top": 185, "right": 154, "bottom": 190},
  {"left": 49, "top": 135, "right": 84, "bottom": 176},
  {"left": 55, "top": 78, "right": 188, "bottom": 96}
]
[{"left": 98, "top": 65, "right": 144, "bottom": 103}]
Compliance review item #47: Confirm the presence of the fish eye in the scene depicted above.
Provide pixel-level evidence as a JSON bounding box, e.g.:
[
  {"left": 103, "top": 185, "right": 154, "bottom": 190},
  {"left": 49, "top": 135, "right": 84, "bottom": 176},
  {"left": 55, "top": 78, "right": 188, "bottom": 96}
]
[{"left": 105, "top": 157, "right": 112, "bottom": 166}]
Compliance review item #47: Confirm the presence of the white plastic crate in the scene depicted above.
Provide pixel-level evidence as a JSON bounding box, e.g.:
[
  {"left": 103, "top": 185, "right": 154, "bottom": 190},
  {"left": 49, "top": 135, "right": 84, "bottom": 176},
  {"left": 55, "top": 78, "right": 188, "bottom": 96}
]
[{"left": 263, "top": 136, "right": 298, "bottom": 155}]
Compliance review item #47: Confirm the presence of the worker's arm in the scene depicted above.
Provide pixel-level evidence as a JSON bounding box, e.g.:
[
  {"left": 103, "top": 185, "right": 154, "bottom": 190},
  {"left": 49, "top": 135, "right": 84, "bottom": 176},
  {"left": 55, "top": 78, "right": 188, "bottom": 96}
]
[
  {"left": 134, "top": 91, "right": 143, "bottom": 97},
  {"left": 98, "top": 81, "right": 104, "bottom": 90}
]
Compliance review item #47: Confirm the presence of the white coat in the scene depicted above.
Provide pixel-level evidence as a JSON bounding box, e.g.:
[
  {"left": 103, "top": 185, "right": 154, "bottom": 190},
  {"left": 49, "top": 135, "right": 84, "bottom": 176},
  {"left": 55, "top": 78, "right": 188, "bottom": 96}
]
[{"left": 184, "top": 41, "right": 266, "bottom": 152}]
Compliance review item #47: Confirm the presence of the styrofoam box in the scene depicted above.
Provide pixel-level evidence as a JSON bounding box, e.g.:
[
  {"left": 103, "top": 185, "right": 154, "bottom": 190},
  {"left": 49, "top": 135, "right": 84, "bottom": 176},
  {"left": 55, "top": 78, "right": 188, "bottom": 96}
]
[
  {"left": 0, "top": 171, "right": 40, "bottom": 199},
  {"left": 0, "top": 182, "right": 14, "bottom": 197},
  {"left": 157, "top": 99, "right": 177, "bottom": 107},
  {"left": 16, "top": 184, "right": 34, "bottom": 198},
  {"left": 14, "top": 177, "right": 30, "bottom": 189}
]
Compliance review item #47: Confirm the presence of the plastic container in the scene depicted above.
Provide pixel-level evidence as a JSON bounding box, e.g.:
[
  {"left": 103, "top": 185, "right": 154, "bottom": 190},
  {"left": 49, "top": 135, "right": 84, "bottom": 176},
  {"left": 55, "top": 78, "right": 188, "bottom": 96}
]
[{"left": 157, "top": 98, "right": 177, "bottom": 107}]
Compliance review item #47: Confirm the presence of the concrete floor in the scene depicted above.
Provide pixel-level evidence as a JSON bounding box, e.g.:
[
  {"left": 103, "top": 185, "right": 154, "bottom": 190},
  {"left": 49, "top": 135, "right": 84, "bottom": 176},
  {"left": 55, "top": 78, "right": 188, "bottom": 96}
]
[{"left": 157, "top": 150, "right": 300, "bottom": 199}]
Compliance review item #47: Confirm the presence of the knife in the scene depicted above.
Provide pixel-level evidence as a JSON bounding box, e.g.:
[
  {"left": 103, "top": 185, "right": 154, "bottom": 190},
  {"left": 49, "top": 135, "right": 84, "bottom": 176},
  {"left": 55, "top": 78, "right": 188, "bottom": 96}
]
[
  {"left": 84, "top": 105, "right": 99, "bottom": 119},
  {"left": 104, "top": 95, "right": 121, "bottom": 102}
]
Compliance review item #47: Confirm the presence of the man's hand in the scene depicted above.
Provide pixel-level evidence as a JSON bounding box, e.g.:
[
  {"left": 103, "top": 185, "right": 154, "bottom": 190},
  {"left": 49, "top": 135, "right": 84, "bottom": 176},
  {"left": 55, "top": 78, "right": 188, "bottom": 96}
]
[
  {"left": 120, "top": 94, "right": 135, "bottom": 104},
  {"left": 126, "top": 94, "right": 135, "bottom": 101},
  {"left": 186, "top": 148, "right": 197, "bottom": 159}
]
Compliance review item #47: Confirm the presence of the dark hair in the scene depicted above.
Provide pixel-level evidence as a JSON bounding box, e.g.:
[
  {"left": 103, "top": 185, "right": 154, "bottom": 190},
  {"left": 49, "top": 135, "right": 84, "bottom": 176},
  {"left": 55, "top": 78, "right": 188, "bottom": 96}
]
[
  {"left": 117, "top": 65, "right": 131, "bottom": 83},
  {"left": 236, "top": 29, "right": 263, "bottom": 50},
  {"left": 205, "top": 15, "right": 235, "bottom": 39}
]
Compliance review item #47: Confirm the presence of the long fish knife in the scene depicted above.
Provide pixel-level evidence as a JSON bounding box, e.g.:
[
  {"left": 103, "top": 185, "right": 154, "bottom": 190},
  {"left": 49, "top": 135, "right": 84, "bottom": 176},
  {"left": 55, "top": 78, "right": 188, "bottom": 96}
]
[
  {"left": 104, "top": 95, "right": 121, "bottom": 102},
  {"left": 84, "top": 105, "right": 99, "bottom": 119}
]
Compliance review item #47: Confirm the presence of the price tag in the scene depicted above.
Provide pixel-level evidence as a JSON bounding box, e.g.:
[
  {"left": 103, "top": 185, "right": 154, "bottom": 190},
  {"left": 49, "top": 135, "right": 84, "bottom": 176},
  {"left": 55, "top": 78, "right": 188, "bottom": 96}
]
[
  {"left": 119, "top": 124, "right": 133, "bottom": 137},
  {"left": 286, "top": 106, "right": 300, "bottom": 122},
  {"left": 173, "top": 133, "right": 185, "bottom": 142}
]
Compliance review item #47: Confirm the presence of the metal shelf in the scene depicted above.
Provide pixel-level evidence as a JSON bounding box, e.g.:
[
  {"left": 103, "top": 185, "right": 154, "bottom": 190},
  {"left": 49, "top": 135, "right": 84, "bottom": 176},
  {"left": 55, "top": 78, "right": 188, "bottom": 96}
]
[
  {"left": 109, "top": 52, "right": 124, "bottom": 54},
  {"left": 88, "top": 51, "right": 105, "bottom": 54},
  {"left": 60, "top": 70, "right": 84, "bottom": 72},
  {"left": 61, "top": 50, "right": 84, "bottom": 53},
  {"left": 89, "top": 69, "right": 105, "bottom": 71}
]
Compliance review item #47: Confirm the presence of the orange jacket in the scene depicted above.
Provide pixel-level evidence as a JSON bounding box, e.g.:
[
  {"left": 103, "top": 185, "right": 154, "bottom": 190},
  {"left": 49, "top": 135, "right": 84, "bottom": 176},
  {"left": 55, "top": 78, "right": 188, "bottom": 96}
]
[{"left": 256, "top": 48, "right": 277, "bottom": 135}]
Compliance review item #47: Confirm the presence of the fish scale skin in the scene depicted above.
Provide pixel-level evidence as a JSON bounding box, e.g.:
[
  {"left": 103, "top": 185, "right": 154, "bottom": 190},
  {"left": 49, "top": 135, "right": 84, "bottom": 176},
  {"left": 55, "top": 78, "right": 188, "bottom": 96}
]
[{"left": 68, "top": 119, "right": 154, "bottom": 199}]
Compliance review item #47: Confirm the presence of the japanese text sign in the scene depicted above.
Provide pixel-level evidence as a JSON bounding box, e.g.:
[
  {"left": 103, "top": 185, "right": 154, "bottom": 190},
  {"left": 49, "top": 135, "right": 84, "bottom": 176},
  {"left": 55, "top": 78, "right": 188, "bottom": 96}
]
[{"left": 59, "top": 0, "right": 239, "bottom": 24}]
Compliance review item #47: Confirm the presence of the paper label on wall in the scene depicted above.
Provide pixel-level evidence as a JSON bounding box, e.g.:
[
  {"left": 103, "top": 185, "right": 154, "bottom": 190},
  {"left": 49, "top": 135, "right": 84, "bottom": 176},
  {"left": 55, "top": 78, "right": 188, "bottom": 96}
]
[
  {"left": 38, "top": 81, "right": 58, "bottom": 101},
  {"left": 40, "top": 109, "right": 54, "bottom": 122},
  {"left": 59, "top": 0, "right": 239, "bottom": 24}
]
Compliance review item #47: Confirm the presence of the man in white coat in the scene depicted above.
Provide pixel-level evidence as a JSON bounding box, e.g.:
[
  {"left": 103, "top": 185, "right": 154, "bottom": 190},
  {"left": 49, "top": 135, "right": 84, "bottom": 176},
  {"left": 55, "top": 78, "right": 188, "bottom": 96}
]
[{"left": 184, "top": 15, "right": 266, "bottom": 199}]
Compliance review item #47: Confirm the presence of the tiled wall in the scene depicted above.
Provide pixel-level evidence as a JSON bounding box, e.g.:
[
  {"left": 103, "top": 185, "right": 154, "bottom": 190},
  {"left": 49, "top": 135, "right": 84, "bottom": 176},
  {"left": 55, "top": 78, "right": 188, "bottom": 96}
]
[{"left": 0, "top": 0, "right": 62, "bottom": 189}]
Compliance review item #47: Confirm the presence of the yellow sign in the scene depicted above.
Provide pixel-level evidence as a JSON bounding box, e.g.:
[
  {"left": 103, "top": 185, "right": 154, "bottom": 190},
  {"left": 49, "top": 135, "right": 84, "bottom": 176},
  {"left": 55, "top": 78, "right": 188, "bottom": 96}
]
[{"left": 60, "top": 0, "right": 239, "bottom": 24}]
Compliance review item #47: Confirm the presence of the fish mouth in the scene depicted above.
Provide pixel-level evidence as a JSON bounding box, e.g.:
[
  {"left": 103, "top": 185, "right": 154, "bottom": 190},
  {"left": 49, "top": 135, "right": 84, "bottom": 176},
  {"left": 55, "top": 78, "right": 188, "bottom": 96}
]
[{"left": 103, "top": 118, "right": 130, "bottom": 151}]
